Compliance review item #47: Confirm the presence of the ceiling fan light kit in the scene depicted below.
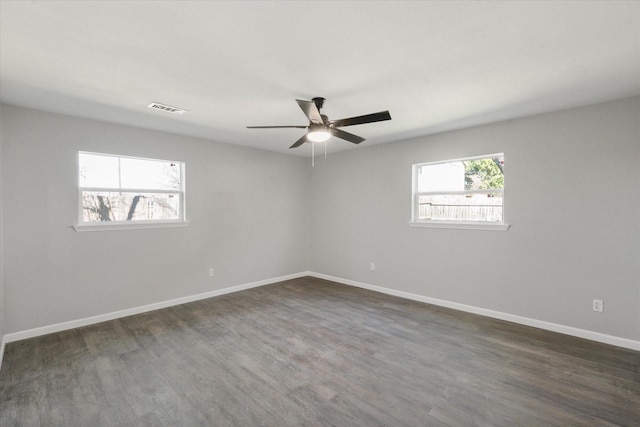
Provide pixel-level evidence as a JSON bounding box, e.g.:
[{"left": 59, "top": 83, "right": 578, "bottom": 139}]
[
  {"left": 307, "top": 125, "right": 331, "bottom": 142},
  {"left": 247, "top": 97, "right": 391, "bottom": 164}
]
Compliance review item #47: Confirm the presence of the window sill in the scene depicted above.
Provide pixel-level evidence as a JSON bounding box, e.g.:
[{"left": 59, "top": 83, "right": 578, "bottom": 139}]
[
  {"left": 73, "top": 221, "right": 189, "bottom": 232},
  {"left": 409, "top": 221, "right": 510, "bottom": 231}
]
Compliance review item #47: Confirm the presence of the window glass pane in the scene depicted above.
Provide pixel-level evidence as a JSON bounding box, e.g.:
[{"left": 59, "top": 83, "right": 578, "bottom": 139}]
[
  {"left": 418, "top": 156, "right": 504, "bottom": 192},
  {"left": 81, "top": 191, "right": 180, "bottom": 222},
  {"left": 418, "top": 193, "right": 503, "bottom": 222},
  {"left": 120, "top": 158, "right": 181, "bottom": 190},
  {"left": 418, "top": 162, "right": 465, "bottom": 192},
  {"left": 78, "top": 152, "right": 185, "bottom": 225},
  {"left": 79, "top": 153, "right": 119, "bottom": 188}
]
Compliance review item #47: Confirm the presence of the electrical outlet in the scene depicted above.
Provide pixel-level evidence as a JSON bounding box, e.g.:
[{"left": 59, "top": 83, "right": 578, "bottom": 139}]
[
  {"left": 593, "top": 299, "right": 603, "bottom": 312},
  {"left": 370, "top": 262, "right": 375, "bottom": 271},
  {"left": 209, "top": 268, "right": 215, "bottom": 277}
]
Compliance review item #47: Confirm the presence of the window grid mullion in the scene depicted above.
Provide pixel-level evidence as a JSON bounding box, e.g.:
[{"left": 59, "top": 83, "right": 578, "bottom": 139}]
[
  {"left": 416, "top": 189, "right": 504, "bottom": 196},
  {"left": 80, "top": 187, "right": 181, "bottom": 194}
]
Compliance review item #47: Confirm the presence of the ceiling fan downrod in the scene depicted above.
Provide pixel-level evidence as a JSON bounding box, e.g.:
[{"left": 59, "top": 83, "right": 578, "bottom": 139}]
[{"left": 312, "top": 97, "right": 325, "bottom": 111}]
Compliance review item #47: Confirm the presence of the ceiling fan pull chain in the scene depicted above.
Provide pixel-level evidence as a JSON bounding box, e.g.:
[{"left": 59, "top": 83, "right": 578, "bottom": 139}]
[
  {"left": 324, "top": 141, "right": 327, "bottom": 162},
  {"left": 312, "top": 141, "right": 315, "bottom": 167}
]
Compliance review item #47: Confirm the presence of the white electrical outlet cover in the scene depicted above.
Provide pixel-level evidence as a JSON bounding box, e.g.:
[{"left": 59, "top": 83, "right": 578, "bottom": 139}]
[{"left": 593, "top": 299, "right": 603, "bottom": 312}]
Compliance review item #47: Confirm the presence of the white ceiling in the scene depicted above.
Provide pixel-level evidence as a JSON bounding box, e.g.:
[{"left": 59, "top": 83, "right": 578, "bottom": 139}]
[{"left": 1, "top": 1, "right": 639, "bottom": 156}]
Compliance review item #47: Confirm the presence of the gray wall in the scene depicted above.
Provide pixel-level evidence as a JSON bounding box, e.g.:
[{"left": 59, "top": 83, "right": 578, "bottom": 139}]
[
  {"left": 1, "top": 105, "right": 310, "bottom": 333},
  {"left": 310, "top": 96, "right": 640, "bottom": 341},
  {"left": 2, "top": 97, "right": 639, "bottom": 344}
]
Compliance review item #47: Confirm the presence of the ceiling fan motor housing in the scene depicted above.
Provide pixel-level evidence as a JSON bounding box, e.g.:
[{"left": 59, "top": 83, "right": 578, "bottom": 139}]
[{"left": 309, "top": 123, "right": 328, "bottom": 133}]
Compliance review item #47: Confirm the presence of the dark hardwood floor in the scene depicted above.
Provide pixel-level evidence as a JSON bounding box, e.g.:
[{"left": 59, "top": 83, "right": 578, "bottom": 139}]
[{"left": 1, "top": 276, "right": 639, "bottom": 426}]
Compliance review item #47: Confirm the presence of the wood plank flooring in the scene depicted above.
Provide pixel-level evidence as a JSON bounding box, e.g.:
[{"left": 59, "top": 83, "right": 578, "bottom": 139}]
[{"left": 1, "top": 276, "right": 639, "bottom": 426}]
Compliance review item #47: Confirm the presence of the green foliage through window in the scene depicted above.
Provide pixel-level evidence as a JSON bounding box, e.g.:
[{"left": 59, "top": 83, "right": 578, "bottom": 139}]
[{"left": 464, "top": 157, "right": 504, "bottom": 190}]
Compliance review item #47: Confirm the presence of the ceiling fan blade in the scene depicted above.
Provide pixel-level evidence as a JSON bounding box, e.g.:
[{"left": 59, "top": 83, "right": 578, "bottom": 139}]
[
  {"left": 330, "top": 128, "right": 365, "bottom": 144},
  {"left": 329, "top": 111, "right": 391, "bottom": 128},
  {"left": 296, "top": 99, "right": 324, "bottom": 124},
  {"left": 289, "top": 134, "right": 308, "bottom": 148},
  {"left": 247, "top": 125, "right": 308, "bottom": 129}
]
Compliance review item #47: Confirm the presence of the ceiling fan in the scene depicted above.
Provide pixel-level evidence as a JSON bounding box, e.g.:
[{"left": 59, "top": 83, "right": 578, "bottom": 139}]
[{"left": 247, "top": 97, "right": 391, "bottom": 149}]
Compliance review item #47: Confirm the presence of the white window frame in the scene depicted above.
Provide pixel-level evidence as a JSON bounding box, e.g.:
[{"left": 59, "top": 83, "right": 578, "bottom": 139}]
[
  {"left": 74, "top": 152, "right": 188, "bottom": 232},
  {"left": 410, "top": 153, "right": 509, "bottom": 231}
]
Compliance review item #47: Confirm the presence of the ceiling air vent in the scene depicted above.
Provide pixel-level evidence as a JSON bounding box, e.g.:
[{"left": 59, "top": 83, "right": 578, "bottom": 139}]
[{"left": 147, "top": 102, "right": 187, "bottom": 115}]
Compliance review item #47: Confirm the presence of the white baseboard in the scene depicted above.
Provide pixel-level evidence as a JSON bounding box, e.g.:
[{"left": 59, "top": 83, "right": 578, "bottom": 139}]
[
  {"left": 0, "top": 336, "right": 5, "bottom": 369},
  {"left": 3, "top": 271, "right": 310, "bottom": 345},
  {"left": 309, "top": 272, "right": 640, "bottom": 352}
]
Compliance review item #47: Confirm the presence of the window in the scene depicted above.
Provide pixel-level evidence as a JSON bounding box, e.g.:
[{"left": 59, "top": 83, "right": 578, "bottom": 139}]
[
  {"left": 411, "top": 154, "right": 508, "bottom": 230},
  {"left": 76, "top": 152, "right": 186, "bottom": 230}
]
